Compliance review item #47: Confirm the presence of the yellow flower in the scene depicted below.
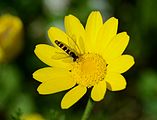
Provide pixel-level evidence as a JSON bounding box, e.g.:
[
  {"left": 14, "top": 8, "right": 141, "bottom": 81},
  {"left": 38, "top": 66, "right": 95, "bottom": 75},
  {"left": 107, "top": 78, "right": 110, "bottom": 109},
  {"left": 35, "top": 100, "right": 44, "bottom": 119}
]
[
  {"left": 21, "top": 113, "right": 44, "bottom": 120},
  {"left": 0, "top": 14, "right": 23, "bottom": 63},
  {"left": 33, "top": 11, "right": 135, "bottom": 109}
]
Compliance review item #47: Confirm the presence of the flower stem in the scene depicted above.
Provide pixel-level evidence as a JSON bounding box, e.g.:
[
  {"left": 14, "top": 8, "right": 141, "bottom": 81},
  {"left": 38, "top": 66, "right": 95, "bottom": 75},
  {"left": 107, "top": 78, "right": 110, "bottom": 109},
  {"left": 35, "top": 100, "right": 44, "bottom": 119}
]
[{"left": 81, "top": 98, "right": 95, "bottom": 120}]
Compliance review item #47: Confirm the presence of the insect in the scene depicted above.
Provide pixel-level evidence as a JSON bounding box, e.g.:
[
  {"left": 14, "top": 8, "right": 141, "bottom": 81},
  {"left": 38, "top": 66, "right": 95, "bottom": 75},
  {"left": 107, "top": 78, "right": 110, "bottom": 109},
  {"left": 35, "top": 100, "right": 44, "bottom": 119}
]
[{"left": 55, "top": 40, "right": 79, "bottom": 61}]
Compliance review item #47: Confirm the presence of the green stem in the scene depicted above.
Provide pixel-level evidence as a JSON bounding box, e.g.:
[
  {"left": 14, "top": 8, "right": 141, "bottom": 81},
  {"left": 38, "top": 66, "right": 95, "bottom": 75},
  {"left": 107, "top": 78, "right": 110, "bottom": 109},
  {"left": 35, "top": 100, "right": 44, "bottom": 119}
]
[{"left": 81, "top": 98, "right": 95, "bottom": 120}]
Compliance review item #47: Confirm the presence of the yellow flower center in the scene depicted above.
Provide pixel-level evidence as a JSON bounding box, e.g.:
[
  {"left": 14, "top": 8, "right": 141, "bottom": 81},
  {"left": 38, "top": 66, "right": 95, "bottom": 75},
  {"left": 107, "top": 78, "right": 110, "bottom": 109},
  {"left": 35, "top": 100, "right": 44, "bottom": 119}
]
[{"left": 71, "top": 53, "right": 107, "bottom": 87}]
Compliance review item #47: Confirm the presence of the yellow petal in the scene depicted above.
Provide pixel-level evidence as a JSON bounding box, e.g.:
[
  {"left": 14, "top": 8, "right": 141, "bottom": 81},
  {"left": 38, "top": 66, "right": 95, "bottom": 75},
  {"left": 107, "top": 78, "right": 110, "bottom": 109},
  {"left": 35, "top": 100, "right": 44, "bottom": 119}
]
[
  {"left": 48, "top": 27, "right": 79, "bottom": 54},
  {"left": 61, "top": 85, "right": 87, "bottom": 109},
  {"left": 107, "top": 55, "right": 135, "bottom": 73},
  {"left": 103, "top": 32, "right": 129, "bottom": 63},
  {"left": 33, "top": 67, "right": 70, "bottom": 82},
  {"left": 37, "top": 76, "right": 76, "bottom": 94},
  {"left": 64, "top": 15, "right": 85, "bottom": 54},
  {"left": 48, "top": 27, "right": 68, "bottom": 47},
  {"left": 34, "top": 44, "right": 71, "bottom": 68},
  {"left": 105, "top": 73, "right": 126, "bottom": 91},
  {"left": 85, "top": 11, "right": 103, "bottom": 52},
  {"left": 96, "top": 17, "right": 118, "bottom": 54},
  {"left": 91, "top": 80, "right": 106, "bottom": 101}
]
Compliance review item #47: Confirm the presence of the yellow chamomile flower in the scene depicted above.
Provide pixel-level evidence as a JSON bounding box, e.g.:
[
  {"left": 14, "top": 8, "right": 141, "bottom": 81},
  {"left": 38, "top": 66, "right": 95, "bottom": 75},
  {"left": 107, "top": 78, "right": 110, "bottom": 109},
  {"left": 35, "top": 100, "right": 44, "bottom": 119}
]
[
  {"left": 33, "top": 11, "right": 135, "bottom": 109},
  {"left": 0, "top": 14, "right": 23, "bottom": 63}
]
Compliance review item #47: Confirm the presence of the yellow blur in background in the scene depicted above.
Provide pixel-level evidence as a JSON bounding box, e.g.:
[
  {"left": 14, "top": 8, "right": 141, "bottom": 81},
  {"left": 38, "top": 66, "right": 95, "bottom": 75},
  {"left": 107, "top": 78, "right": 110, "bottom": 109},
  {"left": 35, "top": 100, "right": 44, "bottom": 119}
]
[
  {"left": 0, "top": 14, "right": 23, "bottom": 63},
  {"left": 21, "top": 113, "right": 44, "bottom": 120}
]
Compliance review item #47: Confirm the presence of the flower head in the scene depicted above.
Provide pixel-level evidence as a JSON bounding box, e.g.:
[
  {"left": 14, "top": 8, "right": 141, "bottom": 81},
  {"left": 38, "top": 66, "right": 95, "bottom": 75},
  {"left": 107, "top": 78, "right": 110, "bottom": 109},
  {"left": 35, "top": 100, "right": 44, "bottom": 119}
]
[
  {"left": 33, "top": 11, "right": 135, "bottom": 109},
  {"left": 0, "top": 14, "right": 23, "bottom": 63}
]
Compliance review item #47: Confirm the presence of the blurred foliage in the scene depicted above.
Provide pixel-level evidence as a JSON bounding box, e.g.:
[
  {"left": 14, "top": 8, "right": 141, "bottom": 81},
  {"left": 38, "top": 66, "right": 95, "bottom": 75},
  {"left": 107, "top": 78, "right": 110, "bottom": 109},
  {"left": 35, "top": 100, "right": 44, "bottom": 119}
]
[{"left": 0, "top": 0, "right": 157, "bottom": 120}]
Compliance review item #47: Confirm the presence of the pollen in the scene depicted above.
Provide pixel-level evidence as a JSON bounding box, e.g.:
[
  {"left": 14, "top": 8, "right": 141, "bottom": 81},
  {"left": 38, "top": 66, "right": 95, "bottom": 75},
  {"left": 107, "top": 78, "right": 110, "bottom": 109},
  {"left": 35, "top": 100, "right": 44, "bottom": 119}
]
[{"left": 71, "top": 53, "right": 107, "bottom": 87}]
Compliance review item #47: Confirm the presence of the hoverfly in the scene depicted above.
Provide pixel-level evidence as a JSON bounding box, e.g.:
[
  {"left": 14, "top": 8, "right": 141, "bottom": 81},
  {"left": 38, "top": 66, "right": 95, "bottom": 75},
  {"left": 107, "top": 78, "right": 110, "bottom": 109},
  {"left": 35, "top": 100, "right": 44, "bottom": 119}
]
[{"left": 55, "top": 40, "right": 79, "bottom": 62}]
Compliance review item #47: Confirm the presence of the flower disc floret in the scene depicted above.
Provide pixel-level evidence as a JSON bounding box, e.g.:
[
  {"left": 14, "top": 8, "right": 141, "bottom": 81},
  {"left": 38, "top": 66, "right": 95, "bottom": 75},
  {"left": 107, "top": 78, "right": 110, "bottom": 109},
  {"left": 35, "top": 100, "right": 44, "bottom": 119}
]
[{"left": 71, "top": 53, "right": 107, "bottom": 87}]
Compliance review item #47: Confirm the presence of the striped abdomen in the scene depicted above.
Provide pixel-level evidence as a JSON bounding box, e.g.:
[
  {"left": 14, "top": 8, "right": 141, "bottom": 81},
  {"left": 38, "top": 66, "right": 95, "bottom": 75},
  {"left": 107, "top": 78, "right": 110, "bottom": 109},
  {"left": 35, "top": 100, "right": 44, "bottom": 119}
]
[{"left": 55, "top": 40, "right": 78, "bottom": 61}]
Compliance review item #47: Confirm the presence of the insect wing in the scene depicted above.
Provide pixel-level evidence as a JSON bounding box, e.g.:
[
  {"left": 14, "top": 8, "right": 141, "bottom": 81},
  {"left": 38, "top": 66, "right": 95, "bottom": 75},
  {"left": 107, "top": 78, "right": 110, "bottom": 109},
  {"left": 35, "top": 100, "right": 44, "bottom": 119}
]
[
  {"left": 67, "top": 36, "right": 81, "bottom": 55},
  {"left": 77, "top": 36, "right": 85, "bottom": 54},
  {"left": 51, "top": 51, "right": 70, "bottom": 60}
]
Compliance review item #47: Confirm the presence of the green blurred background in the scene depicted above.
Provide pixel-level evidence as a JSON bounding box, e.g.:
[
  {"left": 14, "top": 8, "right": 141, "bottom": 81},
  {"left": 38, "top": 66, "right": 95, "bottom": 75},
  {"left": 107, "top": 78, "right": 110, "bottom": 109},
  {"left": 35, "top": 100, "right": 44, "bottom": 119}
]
[{"left": 0, "top": 0, "right": 157, "bottom": 120}]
